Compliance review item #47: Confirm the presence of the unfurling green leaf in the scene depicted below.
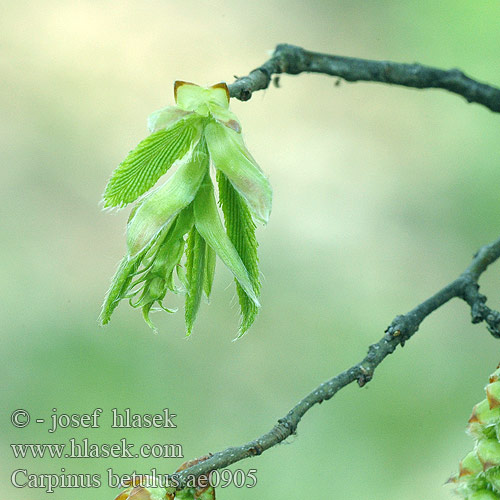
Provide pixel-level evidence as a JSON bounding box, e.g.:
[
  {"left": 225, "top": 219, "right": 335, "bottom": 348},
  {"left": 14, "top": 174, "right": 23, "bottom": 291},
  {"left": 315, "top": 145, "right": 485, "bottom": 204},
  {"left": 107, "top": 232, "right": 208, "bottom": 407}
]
[
  {"left": 205, "top": 121, "right": 272, "bottom": 224},
  {"left": 203, "top": 244, "right": 216, "bottom": 299},
  {"left": 126, "top": 141, "right": 209, "bottom": 256},
  {"left": 99, "top": 253, "right": 143, "bottom": 326},
  {"left": 194, "top": 173, "right": 259, "bottom": 307},
  {"left": 185, "top": 227, "right": 206, "bottom": 336},
  {"left": 132, "top": 209, "right": 194, "bottom": 331},
  {"left": 217, "top": 171, "right": 260, "bottom": 336},
  {"left": 100, "top": 207, "right": 194, "bottom": 331},
  {"left": 103, "top": 117, "right": 202, "bottom": 208},
  {"left": 449, "top": 364, "right": 500, "bottom": 499},
  {"left": 101, "top": 81, "right": 271, "bottom": 336}
]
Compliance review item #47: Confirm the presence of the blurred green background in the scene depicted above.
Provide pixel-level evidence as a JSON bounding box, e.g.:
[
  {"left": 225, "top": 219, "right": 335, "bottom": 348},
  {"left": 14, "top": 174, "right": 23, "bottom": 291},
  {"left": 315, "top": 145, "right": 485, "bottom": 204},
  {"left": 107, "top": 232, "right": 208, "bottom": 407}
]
[{"left": 2, "top": 1, "right": 500, "bottom": 498}]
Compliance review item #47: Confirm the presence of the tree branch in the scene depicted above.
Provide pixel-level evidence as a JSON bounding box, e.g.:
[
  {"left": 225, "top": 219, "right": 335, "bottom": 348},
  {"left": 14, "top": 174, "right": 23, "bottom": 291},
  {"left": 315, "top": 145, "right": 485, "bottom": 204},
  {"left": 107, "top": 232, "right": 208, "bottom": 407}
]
[
  {"left": 172, "top": 236, "right": 500, "bottom": 486},
  {"left": 156, "top": 45, "right": 500, "bottom": 491},
  {"left": 228, "top": 43, "right": 500, "bottom": 113}
]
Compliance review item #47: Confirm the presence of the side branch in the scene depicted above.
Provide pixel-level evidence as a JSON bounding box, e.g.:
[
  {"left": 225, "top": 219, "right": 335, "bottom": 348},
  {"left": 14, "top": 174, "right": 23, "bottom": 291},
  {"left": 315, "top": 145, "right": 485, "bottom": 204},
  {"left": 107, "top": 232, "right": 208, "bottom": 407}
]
[
  {"left": 172, "top": 236, "right": 500, "bottom": 486},
  {"left": 228, "top": 44, "right": 500, "bottom": 113}
]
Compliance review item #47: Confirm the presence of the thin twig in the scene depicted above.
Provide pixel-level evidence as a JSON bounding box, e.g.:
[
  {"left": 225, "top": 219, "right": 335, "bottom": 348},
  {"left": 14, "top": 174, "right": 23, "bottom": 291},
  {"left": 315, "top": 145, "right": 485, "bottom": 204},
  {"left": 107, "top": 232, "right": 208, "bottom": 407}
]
[
  {"left": 228, "top": 43, "right": 500, "bottom": 113},
  {"left": 171, "top": 237, "right": 500, "bottom": 486}
]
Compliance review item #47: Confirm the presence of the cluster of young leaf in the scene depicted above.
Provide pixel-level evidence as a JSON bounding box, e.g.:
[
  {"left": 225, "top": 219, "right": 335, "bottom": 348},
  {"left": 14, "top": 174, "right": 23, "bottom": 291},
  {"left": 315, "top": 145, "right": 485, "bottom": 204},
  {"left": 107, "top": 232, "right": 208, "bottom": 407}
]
[
  {"left": 114, "top": 456, "right": 215, "bottom": 500},
  {"left": 114, "top": 482, "right": 215, "bottom": 500},
  {"left": 100, "top": 81, "right": 272, "bottom": 336},
  {"left": 449, "top": 364, "right": 500, "bottom": 499}
]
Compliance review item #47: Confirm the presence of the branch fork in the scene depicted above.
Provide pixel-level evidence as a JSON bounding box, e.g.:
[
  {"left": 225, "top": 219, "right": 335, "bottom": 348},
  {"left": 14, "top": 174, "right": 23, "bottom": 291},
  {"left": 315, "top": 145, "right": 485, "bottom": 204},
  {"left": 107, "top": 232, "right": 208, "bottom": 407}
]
[{"left": 155, "top": 44, "right": 500, "bottom": 489}]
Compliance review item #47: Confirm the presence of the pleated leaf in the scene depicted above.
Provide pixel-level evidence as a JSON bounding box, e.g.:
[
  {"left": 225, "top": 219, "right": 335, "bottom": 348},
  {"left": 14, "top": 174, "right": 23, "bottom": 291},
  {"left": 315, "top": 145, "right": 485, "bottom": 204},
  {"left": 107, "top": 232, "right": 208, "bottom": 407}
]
[
  {"left": 217, "top": 171, "right": 260, "bottom": 335},
  {"left": 126, "top": 143, "right": 209, "bottom": 257},
  {"left": 194, "top": 173, "right": 259, "bottom": 306},
  {"left": 101, "top": 82, "right": 272, "bottom": 335},
  {"left": 154, "top": 205, "right": 195, "bottom": 293},
  {"left": 103, "top": 116, "right": 202, "bottom": 208},
  {"left": 133, "top": 207, "right": 195, "bottom": 330},
  {"left": 99, "top": 252, "right": 143, "bottom": 325},
  {"left": 205, "top": 121, "right": 272, "bottom": 224},
  {"left": 165, "top": 204, "right": 195, "bottom": 249},
  {"left": 203, "top": 244, "right": 216, "bottom": 299},
  {"left": 185, "top": 227, "right": 206, "bottom": 335}
]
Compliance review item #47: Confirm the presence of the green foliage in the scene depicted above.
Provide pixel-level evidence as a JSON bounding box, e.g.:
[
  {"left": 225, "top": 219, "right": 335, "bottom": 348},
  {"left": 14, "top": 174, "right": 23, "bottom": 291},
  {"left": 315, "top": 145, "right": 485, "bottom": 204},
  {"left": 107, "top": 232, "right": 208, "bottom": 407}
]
[
  {"left": 101, "top": 81, "right": 270, "bottom": 336},
  {"left": 203, "top": 244, "right": 216, "bottom": 299},
  {"left": 205, "top": 121, "right": 272, "bottom": 224},
  {"left": 217, "top": 171, "right": 260, "bottom": 336},
  {"left": 449, "top": 366, "right": 500, "bottom": 499},
  {"left": 185, "top": 226, "right": 206, "bottom": 336},
  {"left": 126, "top": 140, "right": 209, "bottom": 256},
  {"left": 103, "top": 117, "right": 201, "bottom": 209},
  {"left": 193, "top": 173, "right": 259, "bottom": 307}
]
